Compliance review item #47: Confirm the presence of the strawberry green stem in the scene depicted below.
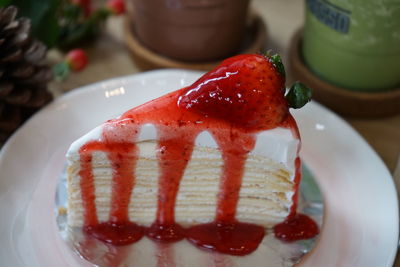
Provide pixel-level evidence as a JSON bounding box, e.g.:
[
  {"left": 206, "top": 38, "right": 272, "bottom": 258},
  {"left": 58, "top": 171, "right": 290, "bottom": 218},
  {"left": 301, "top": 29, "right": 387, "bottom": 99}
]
[
  {"left": 265, "top": 53, "right": 285, "bottom": 77},
  {"left": 285, "top": 82, "right": 312, "bottom": 109}
]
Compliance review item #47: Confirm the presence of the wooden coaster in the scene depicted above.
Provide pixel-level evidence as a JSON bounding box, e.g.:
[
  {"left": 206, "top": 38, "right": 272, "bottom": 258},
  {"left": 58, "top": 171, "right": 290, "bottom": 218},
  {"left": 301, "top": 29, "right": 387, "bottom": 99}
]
[
  {"left": 123, "top": 12, "right": 267, "bottom": 71},
  {"left": 289, "top": 29, "right": 400, "bottom": 118}
]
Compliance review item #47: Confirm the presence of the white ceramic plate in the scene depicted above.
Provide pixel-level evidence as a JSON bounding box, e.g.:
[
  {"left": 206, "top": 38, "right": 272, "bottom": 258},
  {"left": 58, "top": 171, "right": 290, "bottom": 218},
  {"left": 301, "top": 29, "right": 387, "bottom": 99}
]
[{"left": 0, "top": 70, "right": 398, "bottom": 267}]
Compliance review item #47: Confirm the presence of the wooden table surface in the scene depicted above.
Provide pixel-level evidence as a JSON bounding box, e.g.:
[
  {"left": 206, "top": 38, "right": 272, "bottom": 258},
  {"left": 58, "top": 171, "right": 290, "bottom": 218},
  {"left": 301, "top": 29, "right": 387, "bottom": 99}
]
[{"left": 49, "top": 0, "right": 400, "bottom": 265}]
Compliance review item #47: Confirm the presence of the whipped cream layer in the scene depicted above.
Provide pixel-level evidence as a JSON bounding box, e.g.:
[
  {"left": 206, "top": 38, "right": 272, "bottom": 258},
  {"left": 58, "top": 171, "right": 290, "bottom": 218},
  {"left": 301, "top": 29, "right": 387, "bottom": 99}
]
[{"left": 67, "top": 123, "right": 299, "bottom": 228}]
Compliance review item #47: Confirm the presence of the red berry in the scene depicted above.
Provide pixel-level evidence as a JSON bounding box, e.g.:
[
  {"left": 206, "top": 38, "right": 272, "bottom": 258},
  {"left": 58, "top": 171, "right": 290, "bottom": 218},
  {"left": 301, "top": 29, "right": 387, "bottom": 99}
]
[
  {"left": 106, "top": 0, "right": 125, "bottom": 15},
  {"left": 70, "top": 0, "right": 91, "bottom": 17},
  {"left": 65, "top": 49, "right": 88, "bottom": 72},
  {"left": 178, "top": 54, "right": 288, "bottom": 130}
]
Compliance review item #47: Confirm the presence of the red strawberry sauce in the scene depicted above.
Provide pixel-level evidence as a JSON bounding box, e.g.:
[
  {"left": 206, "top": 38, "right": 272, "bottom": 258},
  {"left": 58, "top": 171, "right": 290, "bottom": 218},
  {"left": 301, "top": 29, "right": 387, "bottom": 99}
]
[{"left": 78, "top": 55, "right": 318, "bottom": 256}]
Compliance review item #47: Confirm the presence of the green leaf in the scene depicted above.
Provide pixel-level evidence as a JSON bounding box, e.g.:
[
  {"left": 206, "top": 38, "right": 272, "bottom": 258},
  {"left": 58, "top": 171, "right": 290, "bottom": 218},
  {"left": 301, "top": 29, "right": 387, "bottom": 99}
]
[
  {"left": 57, "top": 6, "right": 109, "bottom": 49},
  {"left": 0, "top": 0, "right": 13, "bottom": 7},
  {"left": 266, "top": 52, "right": 286, "bottom": 77},
  {"left": 12, "top": 0, "right": 60, "bottom": 47},
  {"left": 88, "top": 8, "right": 110, "bottom": 23},
  {"left": 285, "top": 82, "right": 312, "bottom": 109},
  {"left": 53, "top": 61, "right": 70, "bottom": 81},
  {"left": 63, "top": 4, "right": 82, "bottom": 22},
  {"left": 58, "top": 22, "right": 98, "bottom": 49}
]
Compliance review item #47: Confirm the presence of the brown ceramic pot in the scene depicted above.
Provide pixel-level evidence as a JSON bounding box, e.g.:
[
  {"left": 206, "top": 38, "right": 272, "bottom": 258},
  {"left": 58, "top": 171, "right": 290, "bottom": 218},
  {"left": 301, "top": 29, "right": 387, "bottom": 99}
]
[{"left": 131, "top": 0, "right": 250, "bottom": 62}]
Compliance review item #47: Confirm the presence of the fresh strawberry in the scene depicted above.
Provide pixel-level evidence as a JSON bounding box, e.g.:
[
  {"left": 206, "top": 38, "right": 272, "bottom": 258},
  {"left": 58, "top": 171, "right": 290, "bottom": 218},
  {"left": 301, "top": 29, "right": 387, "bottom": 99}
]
[
  {"left": 65, "top": 49, "right": 88, "bottom": 71},
  {"left": 178, "top": 54, "right": 289, "bottom": 130},
  {"left": 70, "top": 0, "right": 92, "bottom": 17},
  {"left": 106, "top": 0, "right": 126, "bottom": 15}
]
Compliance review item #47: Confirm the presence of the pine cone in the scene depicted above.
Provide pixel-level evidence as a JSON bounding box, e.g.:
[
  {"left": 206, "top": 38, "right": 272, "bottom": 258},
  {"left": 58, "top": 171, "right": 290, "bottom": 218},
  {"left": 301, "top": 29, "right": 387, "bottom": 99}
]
[{"left": 0, "top": 6, "right": 53, "bottom": 143}]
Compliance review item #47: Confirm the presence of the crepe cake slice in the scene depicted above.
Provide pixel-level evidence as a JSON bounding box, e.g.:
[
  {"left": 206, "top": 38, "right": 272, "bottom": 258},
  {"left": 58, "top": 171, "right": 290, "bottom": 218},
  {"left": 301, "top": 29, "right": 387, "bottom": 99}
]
[{"left": 65, "top": 53, "right": 316, "bottom": 255}]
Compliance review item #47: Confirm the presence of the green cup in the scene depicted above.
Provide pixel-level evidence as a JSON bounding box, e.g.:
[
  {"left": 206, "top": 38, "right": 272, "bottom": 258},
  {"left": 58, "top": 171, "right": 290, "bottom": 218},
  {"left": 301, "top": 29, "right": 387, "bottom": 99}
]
[{"left": 302, "top": 0, "right": 400, "bottom": 92}]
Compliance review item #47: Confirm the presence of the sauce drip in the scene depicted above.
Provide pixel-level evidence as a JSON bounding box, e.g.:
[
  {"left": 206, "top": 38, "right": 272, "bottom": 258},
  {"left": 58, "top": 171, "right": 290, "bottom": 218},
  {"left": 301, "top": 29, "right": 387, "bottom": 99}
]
[
  {"left": 186, "top": 222, "right": 265, "bottom": 256},
  {"left": 147, "top": 126, "right": 197, "bottom": 242},
  {"left": 84, "top": 222, "right": 144, "bottom": 246},
  {"left": 184, "top": 130, "right": 265, "bottom": 254},
  {"left": 77, "top": 88, "right": 318, "bottom": 255},
  {"left": 273, "top": 213, "right": 320, "bottom": 242}
]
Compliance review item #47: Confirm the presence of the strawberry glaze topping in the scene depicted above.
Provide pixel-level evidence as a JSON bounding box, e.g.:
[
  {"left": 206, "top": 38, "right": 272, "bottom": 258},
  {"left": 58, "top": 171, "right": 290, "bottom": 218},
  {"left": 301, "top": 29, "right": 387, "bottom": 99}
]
[{"left": 77, "top": 54, "right": 318, "bottom": 255}]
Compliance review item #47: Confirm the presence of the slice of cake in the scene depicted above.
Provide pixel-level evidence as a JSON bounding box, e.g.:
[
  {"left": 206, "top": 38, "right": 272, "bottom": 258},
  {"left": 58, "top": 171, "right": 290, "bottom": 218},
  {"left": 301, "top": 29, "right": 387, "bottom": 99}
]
[{"left": 66, "top": 53, "right": 314, "bottom": 255}]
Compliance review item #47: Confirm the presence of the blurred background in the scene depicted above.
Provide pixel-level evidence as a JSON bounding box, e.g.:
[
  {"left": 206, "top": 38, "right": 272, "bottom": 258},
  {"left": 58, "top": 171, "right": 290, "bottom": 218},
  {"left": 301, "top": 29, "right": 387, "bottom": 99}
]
[{"left": 0, "top": 0, "right": 398, "bottom": 172}]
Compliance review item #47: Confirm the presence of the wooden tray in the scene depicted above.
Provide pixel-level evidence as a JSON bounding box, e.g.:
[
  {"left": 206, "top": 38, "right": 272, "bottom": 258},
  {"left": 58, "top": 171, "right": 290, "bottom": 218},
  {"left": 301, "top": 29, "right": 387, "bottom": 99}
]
[
  {"left": 123, "top": 12, "right": 268, "bottom": 71},
  {"left": 289, "top": 29, "right": 400, "bottom": 118}
]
